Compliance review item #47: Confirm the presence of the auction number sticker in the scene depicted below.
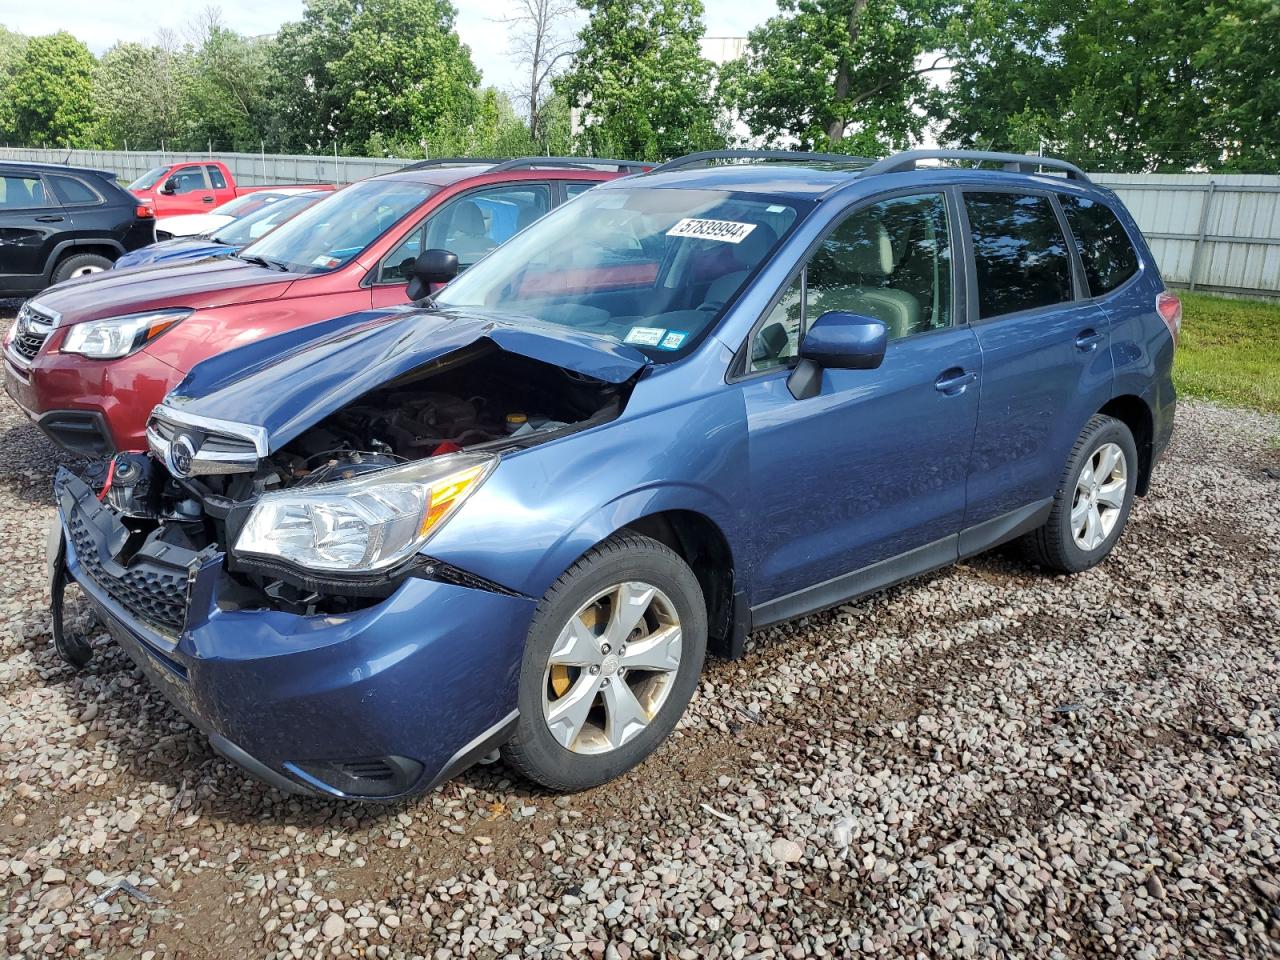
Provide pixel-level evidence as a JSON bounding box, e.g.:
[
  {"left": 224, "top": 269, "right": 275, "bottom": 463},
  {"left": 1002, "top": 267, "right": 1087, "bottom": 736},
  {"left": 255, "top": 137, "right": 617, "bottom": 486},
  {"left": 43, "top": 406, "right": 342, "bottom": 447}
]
[
  {"left": 666, "top": 218, "right": 758, "bottom": 244},
  {"left": 624, "top": 326, "right": 667, "bottom": 346}
]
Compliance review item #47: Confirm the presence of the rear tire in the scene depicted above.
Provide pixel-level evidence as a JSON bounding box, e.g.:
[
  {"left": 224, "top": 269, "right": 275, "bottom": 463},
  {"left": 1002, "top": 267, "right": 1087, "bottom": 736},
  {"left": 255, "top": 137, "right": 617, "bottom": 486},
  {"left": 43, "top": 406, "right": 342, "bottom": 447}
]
[
  {"left": 52, "top": 253, "right": 113, "bottom": 285},
  {"left": 503, "top": 533, "right": 706, "bottom": 792},
  {"left": 1022, "top": 414, "right": 1138, "bottom": 573}
]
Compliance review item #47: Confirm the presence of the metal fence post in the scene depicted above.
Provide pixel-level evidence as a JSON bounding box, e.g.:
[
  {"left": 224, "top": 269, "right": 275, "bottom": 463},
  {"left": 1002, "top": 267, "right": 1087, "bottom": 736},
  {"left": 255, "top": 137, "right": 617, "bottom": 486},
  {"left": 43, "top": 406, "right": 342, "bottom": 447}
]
[{"left": 1188, "top": 180, "right": 1217, "bottom": 291}]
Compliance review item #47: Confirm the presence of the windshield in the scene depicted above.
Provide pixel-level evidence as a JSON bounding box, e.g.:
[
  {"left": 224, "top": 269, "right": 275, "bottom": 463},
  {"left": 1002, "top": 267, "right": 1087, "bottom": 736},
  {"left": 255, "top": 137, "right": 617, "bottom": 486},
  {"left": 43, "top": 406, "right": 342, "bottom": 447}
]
[
  {"left": 210, "top": 194, "right": 319, "bottom": 245},
  {"left": 129, "top": 167, "right": 169, "bottom": 191},
  {"left": 433, "top": 186, "right": 800, "bottom": 358},
  {"left": 239, "top": 178, "right": 435, "bottom": 274}
]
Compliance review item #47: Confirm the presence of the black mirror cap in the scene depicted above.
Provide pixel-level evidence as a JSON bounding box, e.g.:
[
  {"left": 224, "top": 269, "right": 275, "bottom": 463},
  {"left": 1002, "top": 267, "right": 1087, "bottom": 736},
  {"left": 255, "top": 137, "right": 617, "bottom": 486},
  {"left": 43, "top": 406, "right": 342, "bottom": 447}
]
[
  {"left": 799, "top": 311, "right": 888, "bottom": 370},
  {"left": 161, "top": 177, "right": 178, "bottom": 194},
  {"left": 405, "top": 248, "right": 459, "bottom": 301}
]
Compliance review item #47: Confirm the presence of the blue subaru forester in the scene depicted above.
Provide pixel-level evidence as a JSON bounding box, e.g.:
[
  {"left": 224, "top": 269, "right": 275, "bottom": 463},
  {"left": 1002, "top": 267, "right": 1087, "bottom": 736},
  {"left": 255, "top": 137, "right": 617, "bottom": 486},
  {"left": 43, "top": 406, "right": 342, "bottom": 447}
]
[{"left": 50, "top": 150, "right": 1178, "bottom": 799}]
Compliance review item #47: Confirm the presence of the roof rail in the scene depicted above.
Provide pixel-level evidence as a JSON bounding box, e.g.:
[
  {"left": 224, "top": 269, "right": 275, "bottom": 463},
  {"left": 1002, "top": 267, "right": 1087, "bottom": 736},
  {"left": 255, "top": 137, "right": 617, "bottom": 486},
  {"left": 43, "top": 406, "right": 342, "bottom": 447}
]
[
  {"left": 396, "top": 156, "right": 512, "bottom": 171},
  {"left": 486, "top": 157, "right": 650, "bottom": 173},
  {"left": 651, "top": 149, "right": 876, "bottom": 174},
  {"left": 860, "top": 149, "right": 1091, "bottom": 183}
]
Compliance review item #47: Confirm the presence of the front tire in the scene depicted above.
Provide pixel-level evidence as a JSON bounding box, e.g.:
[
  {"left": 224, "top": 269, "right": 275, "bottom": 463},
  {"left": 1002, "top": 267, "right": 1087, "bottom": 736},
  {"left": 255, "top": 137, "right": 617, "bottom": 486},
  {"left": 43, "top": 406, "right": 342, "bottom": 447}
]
[
  {"left": 503, "top": 533, "right": 707, "bottom": 792},
  {"left": 1022, "top": 414, "right": 1139, "bottom": 573},
  {"left": 52, "top": 253, "right": 113, "bottom": 285}
]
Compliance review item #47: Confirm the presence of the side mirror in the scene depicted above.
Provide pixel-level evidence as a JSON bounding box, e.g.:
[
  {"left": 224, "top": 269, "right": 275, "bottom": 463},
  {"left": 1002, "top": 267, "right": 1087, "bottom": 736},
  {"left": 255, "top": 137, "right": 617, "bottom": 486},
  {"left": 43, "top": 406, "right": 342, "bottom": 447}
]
[
  {"left": 405, "top": 248, "right": 459, "bottom": 301},
  {"left": 788, "top": 311, "right": 888, "bottom": 400},
  {"left": 161, "top": 177, "right": 178, "bottom": 195}
]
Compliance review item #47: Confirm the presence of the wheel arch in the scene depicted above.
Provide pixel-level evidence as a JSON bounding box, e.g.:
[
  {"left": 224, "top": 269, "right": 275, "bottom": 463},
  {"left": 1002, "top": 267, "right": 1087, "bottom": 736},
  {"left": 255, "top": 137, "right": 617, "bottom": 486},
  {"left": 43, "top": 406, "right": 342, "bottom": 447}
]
[
  {"left": 47, "top": 240, "right": 124, "bottom": 280},
  {"left": 532, "top": 485, "right": 747, "bottom": 662},
  {"left": 1098, "top": 394, "right": 1155, "bottom": 495}
]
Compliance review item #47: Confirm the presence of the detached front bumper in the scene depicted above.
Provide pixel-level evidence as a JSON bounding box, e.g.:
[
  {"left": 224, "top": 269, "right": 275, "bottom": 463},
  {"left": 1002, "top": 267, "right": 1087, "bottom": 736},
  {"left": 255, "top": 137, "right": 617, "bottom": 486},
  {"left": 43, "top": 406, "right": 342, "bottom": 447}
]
[{"left": 53, "top": 470, "right": 534, "bottom": 800}]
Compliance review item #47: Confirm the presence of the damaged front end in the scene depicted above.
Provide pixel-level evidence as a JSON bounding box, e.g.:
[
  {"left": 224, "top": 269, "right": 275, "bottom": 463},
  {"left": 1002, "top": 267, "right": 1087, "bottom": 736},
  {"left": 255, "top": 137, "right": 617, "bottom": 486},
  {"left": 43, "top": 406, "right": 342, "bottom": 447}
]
[{"left": 49, "top": 309, "right": 647, "bottom": 798}]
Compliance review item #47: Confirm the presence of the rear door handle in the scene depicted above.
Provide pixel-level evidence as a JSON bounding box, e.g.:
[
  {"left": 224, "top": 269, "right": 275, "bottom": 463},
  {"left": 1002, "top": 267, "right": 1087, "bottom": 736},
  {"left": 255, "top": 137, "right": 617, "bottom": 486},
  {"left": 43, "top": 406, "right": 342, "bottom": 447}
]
[
  {"left": 935, "top": 368, "right": 978, "bottom": 395},
  {"left": 34, "top": 215, "right": 64, "bottom": 223},
  {"left": 1075, "top": 329, "right": 1104, "bottom": 351},
  {"left": 202, "top": 195, "right": 215, "bottom": 203}
]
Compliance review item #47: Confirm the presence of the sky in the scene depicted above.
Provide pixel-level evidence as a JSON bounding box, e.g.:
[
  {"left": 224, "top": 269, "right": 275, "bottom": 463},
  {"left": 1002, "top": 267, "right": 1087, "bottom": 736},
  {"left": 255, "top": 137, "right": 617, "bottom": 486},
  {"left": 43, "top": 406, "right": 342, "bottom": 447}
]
[{"left": 0, "top": 0, "right": 782, "bottom": 95}]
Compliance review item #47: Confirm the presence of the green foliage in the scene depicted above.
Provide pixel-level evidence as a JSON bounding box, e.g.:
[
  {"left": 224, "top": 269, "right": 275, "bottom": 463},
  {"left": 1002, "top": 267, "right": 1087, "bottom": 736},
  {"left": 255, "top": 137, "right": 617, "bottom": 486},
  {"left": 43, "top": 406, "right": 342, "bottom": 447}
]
[
  {"left": 937, "top": 0, "right": 1280, "bottom": 173},
  {"left": 721, "top": 0, "right": 953, "bottom": 154},
  {"left": 557, "top": 0, "right": 726, "bottom": 161},
  {"left": 1175, "top": 292, "right": 1280, "bottom": 414},
  {"left": 1, "top": 32, "right": 99, "bottom": 147},
  {"left": 180, "top": 24, "right": 273, "bottom": 151},
  {"left": 95, "top": 41, "right": 188, "bottom": 150},
  {"left": 268, "top": 0, "right": 482, "bottom": 154}
]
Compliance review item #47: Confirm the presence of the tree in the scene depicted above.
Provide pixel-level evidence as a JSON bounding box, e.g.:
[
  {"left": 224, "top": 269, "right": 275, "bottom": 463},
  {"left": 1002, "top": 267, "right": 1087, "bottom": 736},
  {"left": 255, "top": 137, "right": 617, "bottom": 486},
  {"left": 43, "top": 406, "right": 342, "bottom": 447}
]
[
  {"left": 557, "top": 0, "right": 726, "bottom": 161},
  {"left": 502, "top": 0, "right": 580, "bottom": 145},
  {"left": 269, "top": 0, "right": 482, "bottom": 153},
  {"left": 3, "top": 32, "right": 99, "bottom": 147},
  {"left": 719, "top": 0, "right": 954, "bottom": 155},
  {"left": 95, "top": 38, "right": 188, "bottom": 150},
  {"left": 181, "top": 9, "right": 274, "bottom": 151},
  {"left": 936, "top": 0, "right": 1280, "bottom": 173}
]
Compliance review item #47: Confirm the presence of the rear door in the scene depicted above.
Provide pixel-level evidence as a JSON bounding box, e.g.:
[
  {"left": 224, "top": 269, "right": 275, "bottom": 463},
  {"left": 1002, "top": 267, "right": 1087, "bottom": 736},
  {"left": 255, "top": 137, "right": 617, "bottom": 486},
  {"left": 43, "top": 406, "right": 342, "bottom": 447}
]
[
  {"left": 960, "top": 189, "right": 1113, "bottom": 531},
  {"left": 0, "top": 172, "right": 67, "bottom": 288},
  {"left": 205, "top": 164, "right": 236, "bottom": 206}
]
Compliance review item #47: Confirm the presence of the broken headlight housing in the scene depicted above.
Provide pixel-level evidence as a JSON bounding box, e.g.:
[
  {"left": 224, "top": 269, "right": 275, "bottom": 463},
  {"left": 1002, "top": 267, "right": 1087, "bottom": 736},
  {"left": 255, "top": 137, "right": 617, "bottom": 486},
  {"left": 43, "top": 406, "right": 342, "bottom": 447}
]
[{"left": 234, "top": 453, "right": 495, "bottom": 573}]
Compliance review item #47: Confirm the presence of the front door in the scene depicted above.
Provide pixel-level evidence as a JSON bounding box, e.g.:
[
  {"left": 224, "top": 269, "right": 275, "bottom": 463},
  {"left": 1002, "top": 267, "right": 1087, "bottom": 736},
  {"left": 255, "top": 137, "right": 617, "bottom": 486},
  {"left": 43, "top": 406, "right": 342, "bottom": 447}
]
[
  {"left": 740, "top": 190, "right": 981, "bottom": 611},
  {"left": 163, "top": 165, "right": 214, "bottom": 215},
  {"left": 0, "top": 173, "right": 66, "bottom": 288}
]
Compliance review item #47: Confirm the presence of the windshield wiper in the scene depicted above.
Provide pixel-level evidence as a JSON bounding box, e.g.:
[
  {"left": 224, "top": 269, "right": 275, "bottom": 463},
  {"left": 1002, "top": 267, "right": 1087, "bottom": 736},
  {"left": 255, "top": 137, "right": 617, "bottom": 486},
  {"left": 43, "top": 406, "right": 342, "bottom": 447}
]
[{"left": 237, "top": 253, "right": 289, "bottom": 271}]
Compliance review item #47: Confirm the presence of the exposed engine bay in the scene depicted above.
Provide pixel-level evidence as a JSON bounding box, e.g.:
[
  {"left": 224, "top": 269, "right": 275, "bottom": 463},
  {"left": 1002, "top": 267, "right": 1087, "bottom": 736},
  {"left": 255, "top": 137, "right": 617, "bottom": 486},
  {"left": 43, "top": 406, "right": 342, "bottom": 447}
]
[{"left": 74, "top": 347, "right": 632, "bottom": 621}]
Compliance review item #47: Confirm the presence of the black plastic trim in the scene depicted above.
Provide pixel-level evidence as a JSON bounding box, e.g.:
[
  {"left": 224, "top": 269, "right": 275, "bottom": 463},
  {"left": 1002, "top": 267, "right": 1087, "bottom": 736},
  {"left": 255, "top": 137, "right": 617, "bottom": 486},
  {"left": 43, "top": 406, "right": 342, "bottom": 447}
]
[{"left": 209, "top": 734, "right": 320, "bottom": 798}]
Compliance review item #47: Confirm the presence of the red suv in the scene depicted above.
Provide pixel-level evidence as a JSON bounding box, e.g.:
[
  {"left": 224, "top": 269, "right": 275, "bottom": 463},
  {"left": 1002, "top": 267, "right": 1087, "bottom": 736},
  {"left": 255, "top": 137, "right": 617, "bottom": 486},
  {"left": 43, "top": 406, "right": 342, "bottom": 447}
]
[{"left": 4, "top": 158, "right": 643, "bottom": 454}]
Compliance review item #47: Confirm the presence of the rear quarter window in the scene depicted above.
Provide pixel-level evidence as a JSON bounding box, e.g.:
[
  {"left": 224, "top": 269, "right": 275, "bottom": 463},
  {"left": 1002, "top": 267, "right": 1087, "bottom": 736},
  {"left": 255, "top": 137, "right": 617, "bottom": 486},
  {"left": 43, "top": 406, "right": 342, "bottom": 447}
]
[
  {"left": 49, "top": 175, "right": 103, "bottom": 206},
  {"left": 1061, "top": 195, "right": 1138, "bottom": 296}
]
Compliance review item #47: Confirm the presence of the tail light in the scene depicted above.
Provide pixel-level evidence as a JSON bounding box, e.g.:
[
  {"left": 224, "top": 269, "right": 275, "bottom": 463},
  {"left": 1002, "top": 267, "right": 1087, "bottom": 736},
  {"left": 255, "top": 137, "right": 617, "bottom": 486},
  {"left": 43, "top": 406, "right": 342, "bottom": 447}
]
[
  {"left": 135, "top": 205, "right": 155, "bottom": 220},
  {"left": 1156, "top": 291, "right": 1182, "bottom": 347}
]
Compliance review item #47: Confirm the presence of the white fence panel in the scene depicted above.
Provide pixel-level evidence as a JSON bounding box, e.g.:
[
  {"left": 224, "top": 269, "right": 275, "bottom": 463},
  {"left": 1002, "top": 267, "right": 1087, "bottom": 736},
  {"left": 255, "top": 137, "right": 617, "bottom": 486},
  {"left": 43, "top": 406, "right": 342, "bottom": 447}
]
[{"left": 2, "top": 149, "right": 1277, "bottom": 297}]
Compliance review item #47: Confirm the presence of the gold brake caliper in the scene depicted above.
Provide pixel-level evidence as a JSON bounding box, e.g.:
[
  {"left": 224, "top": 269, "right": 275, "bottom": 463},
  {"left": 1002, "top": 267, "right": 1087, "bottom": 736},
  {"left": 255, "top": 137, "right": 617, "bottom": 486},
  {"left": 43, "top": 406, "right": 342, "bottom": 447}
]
[{"left": 550, "top": 604, "right": 599, "bottom": 698}]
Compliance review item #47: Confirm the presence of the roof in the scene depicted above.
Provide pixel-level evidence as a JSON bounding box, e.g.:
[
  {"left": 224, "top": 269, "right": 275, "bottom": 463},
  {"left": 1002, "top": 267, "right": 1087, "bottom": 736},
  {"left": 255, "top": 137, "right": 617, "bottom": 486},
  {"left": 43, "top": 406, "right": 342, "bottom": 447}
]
[
  {"left": 0, "top": 159, "right": 116, "bottom": 178},
  {"left": 599, "top": 162, "right": 853, "bottom": 199}
]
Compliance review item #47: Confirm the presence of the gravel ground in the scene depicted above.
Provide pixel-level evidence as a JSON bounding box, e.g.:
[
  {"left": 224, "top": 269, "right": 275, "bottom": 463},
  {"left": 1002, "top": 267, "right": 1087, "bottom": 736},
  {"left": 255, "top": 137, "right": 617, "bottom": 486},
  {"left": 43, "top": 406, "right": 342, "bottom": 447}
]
[{"left": 1, "top": 332, "right": 1278, "bottom": 958}]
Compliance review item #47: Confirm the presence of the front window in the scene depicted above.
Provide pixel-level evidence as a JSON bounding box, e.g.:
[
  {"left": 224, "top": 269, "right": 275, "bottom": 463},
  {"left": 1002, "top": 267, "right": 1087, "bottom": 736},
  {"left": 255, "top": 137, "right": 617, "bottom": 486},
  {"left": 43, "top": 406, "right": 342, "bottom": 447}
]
[
  {"left": 129, "top": 167, "right": 169, "bottom": 191},
  {"left": 210, "top": 194, "right": 319, "bottom": 245},
  {"left": 433, "top": 186, "right": 800, "bottom": 359},
  {"left": 238, "top": 179, "right": 435, "bottom": 274}
]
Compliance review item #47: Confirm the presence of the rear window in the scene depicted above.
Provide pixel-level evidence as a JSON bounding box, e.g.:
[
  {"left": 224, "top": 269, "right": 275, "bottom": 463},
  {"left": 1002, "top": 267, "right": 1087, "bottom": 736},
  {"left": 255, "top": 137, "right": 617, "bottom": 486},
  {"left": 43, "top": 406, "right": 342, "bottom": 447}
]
[
  {"left": 49, "top": 175, "right": 102, "bottom": 206},
  {"left": 0, "top": 175, "right": 49, "bottom": 208},
  {"left": 206, "top": 165, "right": 228, "bottom": 189},
  {"left": 964, "top": 192, "right": 1074, "bottom": 319},
  {"left": 1061, "top": 195, "right": 1138, "bottom": 296}
]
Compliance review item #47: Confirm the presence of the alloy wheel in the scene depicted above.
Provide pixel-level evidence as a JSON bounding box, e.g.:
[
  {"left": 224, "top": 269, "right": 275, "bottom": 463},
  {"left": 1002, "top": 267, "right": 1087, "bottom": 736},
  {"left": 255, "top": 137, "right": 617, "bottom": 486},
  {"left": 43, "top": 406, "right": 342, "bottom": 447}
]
[
  {"left": 541, "top": 581, "right": 682, "bottom": 755},
  {"left": 1071, "top": 442, "right": 1127, "bottom": 551}
]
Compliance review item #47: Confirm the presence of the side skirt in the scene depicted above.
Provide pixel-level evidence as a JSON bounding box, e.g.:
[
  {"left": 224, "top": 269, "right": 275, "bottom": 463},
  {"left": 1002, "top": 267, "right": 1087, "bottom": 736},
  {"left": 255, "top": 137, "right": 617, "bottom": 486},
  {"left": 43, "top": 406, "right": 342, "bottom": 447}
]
[{"left": 746, "top": 499, "right": 1054, "bottom": 632}]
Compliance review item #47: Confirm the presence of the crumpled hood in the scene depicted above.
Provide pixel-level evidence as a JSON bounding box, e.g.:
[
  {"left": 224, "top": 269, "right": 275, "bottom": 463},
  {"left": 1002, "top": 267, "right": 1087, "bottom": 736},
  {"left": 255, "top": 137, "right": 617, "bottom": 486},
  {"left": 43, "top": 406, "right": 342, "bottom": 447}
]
[
  {"left": 161, "top": 306, "right": 650, "bottom": 451},
  {"left": 116, "top": 238, "right": 238, "bottom": 269},
  {"left": 35, "top": 257, "right": 295, "bottom": 324}
]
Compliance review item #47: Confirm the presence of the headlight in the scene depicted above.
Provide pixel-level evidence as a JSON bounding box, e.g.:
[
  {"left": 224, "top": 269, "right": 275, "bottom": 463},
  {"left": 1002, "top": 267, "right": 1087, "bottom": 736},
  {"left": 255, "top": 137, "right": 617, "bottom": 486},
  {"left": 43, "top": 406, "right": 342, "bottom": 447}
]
[
  {"left": 61, "top": 309, "right": 191, "bottom": 359},
  {"left": 234, "top": 453, "right": 496, "bottom": 573}
]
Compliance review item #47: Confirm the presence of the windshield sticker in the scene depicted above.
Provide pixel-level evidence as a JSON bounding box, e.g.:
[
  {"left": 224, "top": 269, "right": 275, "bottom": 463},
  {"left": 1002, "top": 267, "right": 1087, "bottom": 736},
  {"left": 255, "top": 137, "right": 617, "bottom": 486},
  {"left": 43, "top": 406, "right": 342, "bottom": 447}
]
[
  {"left": 667, "top": 218, "right": 758, "bottom": 244},
  {"left": 311, "top": 254, "right": 342, "bottom": 269},
  {"left": 623, "top": 326, "right": 667, "bottom": 346},
  {"left": 658, "top": 331, "right": 687, "bottom": 350}
]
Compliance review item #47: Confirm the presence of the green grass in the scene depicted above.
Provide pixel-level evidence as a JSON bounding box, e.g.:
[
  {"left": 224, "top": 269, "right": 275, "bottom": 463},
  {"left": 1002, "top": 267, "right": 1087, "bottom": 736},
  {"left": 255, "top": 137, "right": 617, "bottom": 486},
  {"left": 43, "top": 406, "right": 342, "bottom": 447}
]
[{"left": 1174, "top": 291, "right": 1280, "bottom": 414}]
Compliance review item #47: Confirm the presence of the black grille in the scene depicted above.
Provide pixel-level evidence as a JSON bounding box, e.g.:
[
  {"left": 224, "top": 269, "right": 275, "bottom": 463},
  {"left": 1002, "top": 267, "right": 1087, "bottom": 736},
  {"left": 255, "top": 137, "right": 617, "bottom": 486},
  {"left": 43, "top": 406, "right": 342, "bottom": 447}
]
[{"left": 66, "top": 510, "right": 188, "bottom": 635}]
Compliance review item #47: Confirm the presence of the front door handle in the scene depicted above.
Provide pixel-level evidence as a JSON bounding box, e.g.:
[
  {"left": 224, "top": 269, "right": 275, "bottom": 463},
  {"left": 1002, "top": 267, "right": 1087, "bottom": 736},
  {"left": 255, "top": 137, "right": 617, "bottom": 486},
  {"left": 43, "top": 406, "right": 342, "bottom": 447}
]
[
  {"left": 202, "top": 195, "right": 215, "bottom": 203},
  {"left": 935, "top": 368, "right": 978, "bottom": 395},
  {"left": 34, "top": 215, "right": 64, "bottom": 223},
  {"left": 1075, "top": 329, "right": 1104, "bottom": 351}
]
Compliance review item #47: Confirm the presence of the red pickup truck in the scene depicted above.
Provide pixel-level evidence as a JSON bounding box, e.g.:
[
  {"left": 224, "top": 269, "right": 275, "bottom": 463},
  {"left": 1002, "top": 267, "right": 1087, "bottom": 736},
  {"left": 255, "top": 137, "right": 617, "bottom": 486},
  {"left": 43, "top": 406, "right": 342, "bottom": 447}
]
[{"left": 128, "top": 160, "right": 332, "bottom": 217}]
